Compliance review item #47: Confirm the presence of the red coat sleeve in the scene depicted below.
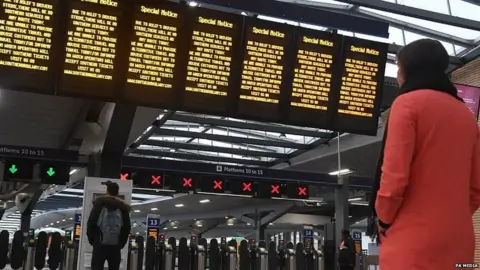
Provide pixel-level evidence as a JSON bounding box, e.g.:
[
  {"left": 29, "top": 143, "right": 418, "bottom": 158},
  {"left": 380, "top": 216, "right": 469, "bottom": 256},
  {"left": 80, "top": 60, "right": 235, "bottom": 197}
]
[
  {"left": 375, "top": 94, "right": 416, "bottom": 224},
  {"left": 470, "top": 128, "right": 480, "bottom": 215}
]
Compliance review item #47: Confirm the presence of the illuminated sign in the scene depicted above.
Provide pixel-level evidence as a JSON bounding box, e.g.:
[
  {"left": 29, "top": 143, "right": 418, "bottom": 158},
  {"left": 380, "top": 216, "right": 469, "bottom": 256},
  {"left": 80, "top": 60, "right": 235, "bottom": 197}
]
[
  {"left": 213, "top": 180, "right": 223, "bottom": 190},
  {"left": 332, "top": 36, "right": 388, "bottom": 135},
  {"left": 0, "top": 0, "right": 54, "bottom": 72},
  {"left": 182, "top": 8, "right": 241, "bottom": 114},
  {"left": 124, "top": 2, "right": 182, "bottom": 106},
  {"left": 120, "top": 173, "right": 129, "bottom": 180},
  {"left": 242, "top": 182, "right": 252, "bottom": 192},
  {"left": 288, "top": 29, "right": 341, "bottom": 127},
  {"left": 270, "top": 184, "right": 280, "bottom": 196},
  {"left": 60, "top": 0, "right": 121, "bottom": 97},
  {"left": 183, "top": 177, "right": 192, "bottom": 187},
  {"left": 237, "top": 20, "right": 290, "bottom": 121},
  {"left": 151, "top": 175, "right": 161, "bottom": 185},
  {"left": 148, "top": 227, "right": 159, "bottom": 240},
  {"left": 0, "top": 0, "right": 56, "bottom": 92},
  {"left": 74, "top": 224, "right": 81, "bottom": 240}
]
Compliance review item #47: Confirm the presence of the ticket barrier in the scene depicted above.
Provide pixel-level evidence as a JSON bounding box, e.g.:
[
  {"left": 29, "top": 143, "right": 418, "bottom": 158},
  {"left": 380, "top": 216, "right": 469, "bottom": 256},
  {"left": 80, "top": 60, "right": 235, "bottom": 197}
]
[
  {"left": 163, "top": 244, "right": 174, "bottom": 270},
  {"left": 256, "top": 247, "right": 268, "bottom": 270},
  {"left": 63, "top": 240, "right": 75, "bottom": 270},
  {"left": 313, "top": 250, "right": 324, "bottom": 270},
  {"left": 285, "top": 249, "right": 295, "bottom": 270},
  {"left": 226, "top": 246, "right": 236, "bottom": 270},
  {"left": 129, "top": 243, "right": 139, "bottom": 270},
  {"left": 1, "top": 230, "right": 49, "bottom": 270}
]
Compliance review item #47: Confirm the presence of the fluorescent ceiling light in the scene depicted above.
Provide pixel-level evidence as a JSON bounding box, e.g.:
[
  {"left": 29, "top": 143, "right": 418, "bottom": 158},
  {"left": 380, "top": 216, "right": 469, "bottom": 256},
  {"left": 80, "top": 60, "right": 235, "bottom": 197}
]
[
  {"left": 241, "top": 11, "right": 248, "bottom": 16},
  {"left": 134, "top": 210, "right": 141, "bottom": 213},
  {"left": 227, "top": 223, "right": 233, "bottom": 226},
  {"left": 63, "top": 188, "right": 168, "bottom": 200},
  {"left": 351, "top": 202, "right": 369, "bottom": 206},
  {"left": 328, "top": 169, "right": 352, "bottom": 176},
  {"left": 348, "top": 197, "right": 362, "bottom": 201},
  {"left": 151, "top": 208, "right": 158, "bottom": 211},
  {"left": 175, "top": 204, "right": 184, "bottom": 208},
  {"left": 246, "top": 223, "right": 251, "bottom": 226},
  {"left": 173, "top": 226, "right": 178, "bottom": 229},
  {"left": 188, "top": 1, "right": 198, "bottom": 7},
  {"left": 199, "top": 199, "right": 210, "bottom": 204},
  {"left": 197, "top": 224, "right": 203, "bottom": 227},
  {"left": 69, "top": 169, "right": 78, "bottom": 175}
]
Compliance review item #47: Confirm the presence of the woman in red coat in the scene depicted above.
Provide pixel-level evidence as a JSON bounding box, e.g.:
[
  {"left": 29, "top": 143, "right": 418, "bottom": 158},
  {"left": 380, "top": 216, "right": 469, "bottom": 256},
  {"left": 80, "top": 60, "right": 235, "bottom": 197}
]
[{"left": 371, "top": 39, "right": 480, "bottom": 269}]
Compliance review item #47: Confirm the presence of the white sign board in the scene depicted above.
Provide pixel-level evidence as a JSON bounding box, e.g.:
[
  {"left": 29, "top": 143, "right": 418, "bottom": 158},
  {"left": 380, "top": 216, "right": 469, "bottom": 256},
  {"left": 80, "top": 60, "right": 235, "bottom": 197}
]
[{"left": 77, "top": 177, "right": 133, "bottom": 270}]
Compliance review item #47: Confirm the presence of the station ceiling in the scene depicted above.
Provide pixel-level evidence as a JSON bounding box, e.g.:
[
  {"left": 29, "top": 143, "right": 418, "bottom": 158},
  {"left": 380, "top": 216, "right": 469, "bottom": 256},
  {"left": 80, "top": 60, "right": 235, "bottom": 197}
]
[{"left": 0, "top": 0, "right": 479, "bottom": 232}]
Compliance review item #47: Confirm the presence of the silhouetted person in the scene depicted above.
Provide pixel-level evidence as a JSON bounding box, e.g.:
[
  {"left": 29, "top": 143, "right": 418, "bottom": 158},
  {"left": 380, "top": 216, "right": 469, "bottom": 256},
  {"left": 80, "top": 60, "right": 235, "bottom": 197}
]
[
  {"left": 370, "top": 39, "right": 479, "bottom": 269},
  {"left": 87, "top": 181, "right": 131, "bottom": 270},
  {"left": 338, "top": 229, "right": 356, "bottom": 270}
]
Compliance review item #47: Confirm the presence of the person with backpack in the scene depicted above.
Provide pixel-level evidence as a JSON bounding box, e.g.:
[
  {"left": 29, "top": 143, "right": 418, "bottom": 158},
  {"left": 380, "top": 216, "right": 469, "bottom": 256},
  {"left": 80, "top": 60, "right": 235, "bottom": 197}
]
[
  {"left": 337, "top": 229, "right": 356, "bottom": 270},
  {"left": 87, "top": 181, "right": 131, "bottom": 270}
]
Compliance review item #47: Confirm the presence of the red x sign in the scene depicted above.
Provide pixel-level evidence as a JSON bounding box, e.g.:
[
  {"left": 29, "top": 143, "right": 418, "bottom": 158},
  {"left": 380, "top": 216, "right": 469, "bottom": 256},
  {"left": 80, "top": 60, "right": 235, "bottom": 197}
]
[
  {"left": 213, "top": 180, "right": 223, "bottom": 190},
  {"left": 271, "top": 184, "right": 280, "bottom": 194},
  {"left": 242, "top": 182, "right": 252, "bottom": 192},
  {"left": 120, "top": 173, "right": 129, "bottom": 181},
  {"left": 298, "top": 187, "right": 307, "bottom": 196},
  {"left": 183, "top": 177, "right": 193, "bottom": 187},
  {"left": 151, "top": 175, "right": 161, "bottom": 185}
]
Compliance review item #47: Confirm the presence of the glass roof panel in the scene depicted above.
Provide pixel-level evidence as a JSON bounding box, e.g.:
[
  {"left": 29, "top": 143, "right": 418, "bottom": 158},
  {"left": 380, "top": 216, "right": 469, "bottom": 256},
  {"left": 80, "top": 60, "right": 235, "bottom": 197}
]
[
  {"left": 449, "top": 0, "right": 480, "bottom": 22},
  {"left": 360, "top": 7, "right": 480, "bottom": 39},
  {"left": 404, "top": 32, "right": 456, "bottom": 55},
  {"left": 391, "top": 0, "right": 449, "bottom": 14}
]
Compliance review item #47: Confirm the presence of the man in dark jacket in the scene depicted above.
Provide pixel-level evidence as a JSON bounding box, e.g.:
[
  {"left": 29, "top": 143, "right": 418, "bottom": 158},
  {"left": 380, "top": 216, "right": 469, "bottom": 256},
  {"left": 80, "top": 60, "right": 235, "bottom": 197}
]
[
  {"left": 338, "top": 229, "right": 357, "bottom": 270},
  {"left": 87, "top": 181, "right": 131, "bottom": 270}
]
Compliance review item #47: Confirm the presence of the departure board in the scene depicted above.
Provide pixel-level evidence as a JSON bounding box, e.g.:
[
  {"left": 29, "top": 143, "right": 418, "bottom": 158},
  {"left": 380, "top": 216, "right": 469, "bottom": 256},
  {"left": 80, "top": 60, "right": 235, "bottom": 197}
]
[
  {"left": 332, "top": 36, "right": 388, "bottom": 135},
  {"left": 0, "top": 0, "right": 56, "bottom": 93},
  {"left": 237, "top": 20, "right": 291, "bottom": 121},
  {"left": 0, "top": 0, "right": 390, "bottom": 136},
  {"left": 288, "top": 29, "right": 342, "bottom": 127},
  {"left": 182, "top": 8, "right": 242, "bottom": 114},
  {"left": 60, "top": 0, "right": 121, "bottom": 98},
  {"left": 123, "top": 2, "right": 183, "bottom": 106}
]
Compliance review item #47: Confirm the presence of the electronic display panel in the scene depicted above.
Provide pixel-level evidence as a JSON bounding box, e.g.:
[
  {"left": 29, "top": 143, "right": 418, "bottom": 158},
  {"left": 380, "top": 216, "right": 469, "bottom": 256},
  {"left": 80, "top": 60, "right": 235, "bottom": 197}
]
[
  {"left": 332, "top": 36, "right": 388, "bottom": 136},
  {"left": 288, "top": 28, "right": 342, "bottom": 128},
  {"left": 181, "top": 7, "right": 243, "bottom": 114},
  {"left": 60, "top": 0, "right": 121, "bottom": 98},
  {"left": 123, "top": 2, "right": 184, "bottom": 107},
  {"left": 237, "top": 19, "right": 292, "bottom": 122},
  {"left": 0, "top": 0, "right": 57, "bottom": 94}
]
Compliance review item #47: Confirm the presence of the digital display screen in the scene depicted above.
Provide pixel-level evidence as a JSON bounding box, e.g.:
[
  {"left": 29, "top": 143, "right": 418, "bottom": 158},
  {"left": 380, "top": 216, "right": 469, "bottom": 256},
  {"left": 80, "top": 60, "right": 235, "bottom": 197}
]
[
  {"left": 237, "top": 20, "right": 290, "bottom": 121},
  {"left": 288, "top": 28, "right": 341, "bottom": 127},
  {"left": 123, "top": 2, "right": 182, "bottom": 106},
  {"left": 60, "top": 0, "right": 121, "bottom": 97},
  {"left": 456, "top": 84, "right": 480, "bottom": 118},
  {"left": 182, "top": 8, "right": 241, "bottom": 114},
  {"left": 74, "top": 224, "right": 81, "bottom": 240},
  {"left": 0, "top": 0, "right": 56, "bottom": 93},
  {"left": 0, "top": 0, "right": 389, "bottom": 136},
  {"left": 148, "top": 227, "right": 159, "bottom": 240},
  {"left": 332, "top": 36, "right": 388, "bottom": 135}
]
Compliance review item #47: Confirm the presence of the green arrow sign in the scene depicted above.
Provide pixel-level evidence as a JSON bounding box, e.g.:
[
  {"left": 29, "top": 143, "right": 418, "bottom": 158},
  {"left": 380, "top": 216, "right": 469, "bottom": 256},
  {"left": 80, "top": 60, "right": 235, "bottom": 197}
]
[
  {"left": 46, "top": 167, "right": 55, "bottom": 177},
  {"left": 8, "top": 164, "right": 18, "bottom": 174}
]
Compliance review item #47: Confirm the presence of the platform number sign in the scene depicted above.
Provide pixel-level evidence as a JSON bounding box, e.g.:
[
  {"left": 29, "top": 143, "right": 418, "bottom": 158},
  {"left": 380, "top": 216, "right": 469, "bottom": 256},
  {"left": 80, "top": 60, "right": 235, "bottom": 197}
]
[
  {"left": 303, "top": 229, "right": 313, "bottom": 238},
  {"left": 352, "top": 231, "right": 362, "bottom": 241},
  {"left": 147, "top": 218, "right": 160, "bottom": 228}
]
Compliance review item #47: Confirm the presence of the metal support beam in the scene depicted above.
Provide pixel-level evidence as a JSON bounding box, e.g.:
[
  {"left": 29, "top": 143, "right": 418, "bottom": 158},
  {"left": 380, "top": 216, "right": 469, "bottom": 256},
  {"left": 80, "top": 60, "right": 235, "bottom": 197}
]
[
  {"left": 167, "top": 114, "right": 330, "bottom": 137},
  {"left": 141, "top": 140, "right": 290, "bottom": 159},
  {"left": 20, "top": 189, "right": 43, "bottom": 233},
  {"left": 461, "top": 0, "right": 480, "bottom": 6},
  {"left": 127, "top": 110, "right": 175, "bottom": 152},
  {"left": 261, "top": 202, "right": 297, "bottom": 225},
  {"left": 131, "top": 149, "right": 272, "bottom": 166},
  {"left": 461, "top": 45, "right": 480, "bottom": 63},
  {"left": 333, "top": 0, "right": 480, "bottom": 31},
  {"left": 154, "top": 128, "right": 310, "bottom": 149},
  {"left": 97, "top": 104, "right": 137, "bottom": 178},
  {"left": 357, "top": 9, "right": 473, "bottom": 48}
]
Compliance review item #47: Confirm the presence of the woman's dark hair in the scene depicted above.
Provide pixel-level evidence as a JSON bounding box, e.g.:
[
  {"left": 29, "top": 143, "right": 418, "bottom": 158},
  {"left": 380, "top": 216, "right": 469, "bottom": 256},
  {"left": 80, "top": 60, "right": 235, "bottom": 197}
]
[
  {"left": 397, "top": 39, "right": 450, "bottom": 76},
  {"left": 341, "top": 229, "right": 350, "bottom": 237}
]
